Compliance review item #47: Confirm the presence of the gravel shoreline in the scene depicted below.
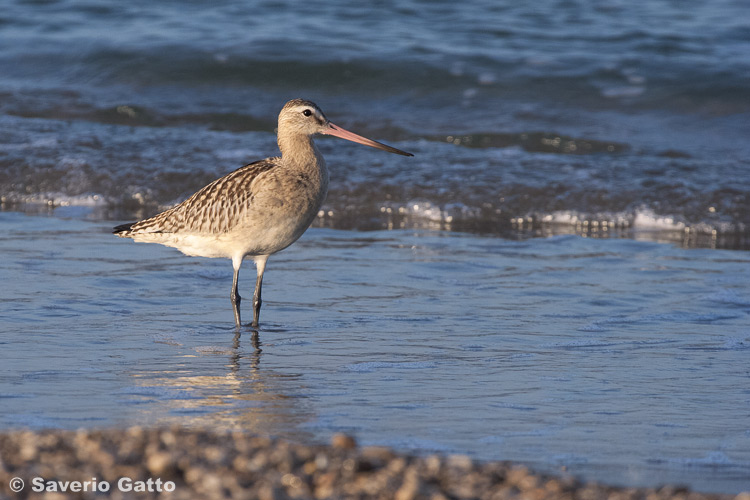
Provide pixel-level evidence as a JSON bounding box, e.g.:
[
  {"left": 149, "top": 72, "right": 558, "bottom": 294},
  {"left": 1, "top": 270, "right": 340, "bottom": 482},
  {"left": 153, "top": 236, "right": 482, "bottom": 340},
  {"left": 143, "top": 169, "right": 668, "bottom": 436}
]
[{"left": 0, "top": 427, "right": 746, "bottom": 500}]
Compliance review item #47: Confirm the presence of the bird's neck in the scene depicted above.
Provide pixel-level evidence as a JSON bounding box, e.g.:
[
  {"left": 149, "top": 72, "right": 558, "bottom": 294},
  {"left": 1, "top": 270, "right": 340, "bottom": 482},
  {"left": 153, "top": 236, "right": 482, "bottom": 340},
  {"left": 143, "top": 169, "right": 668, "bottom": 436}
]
[{"left": 278, "top": 134, "right": 326, "bottom": 174}]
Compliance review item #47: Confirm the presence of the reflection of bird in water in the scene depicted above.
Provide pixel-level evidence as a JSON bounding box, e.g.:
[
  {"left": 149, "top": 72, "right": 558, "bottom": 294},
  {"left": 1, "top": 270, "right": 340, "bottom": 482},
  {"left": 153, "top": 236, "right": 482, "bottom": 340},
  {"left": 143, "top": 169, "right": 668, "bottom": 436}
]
[
  {"left": 131, "top": 328, "right": 310, "bottom": 435},
  {"left": 230, "top": 330, "right": 261, "bottom": 378},
  {"left": 115, "top": 99, "right": 412, "bottom": 328}
]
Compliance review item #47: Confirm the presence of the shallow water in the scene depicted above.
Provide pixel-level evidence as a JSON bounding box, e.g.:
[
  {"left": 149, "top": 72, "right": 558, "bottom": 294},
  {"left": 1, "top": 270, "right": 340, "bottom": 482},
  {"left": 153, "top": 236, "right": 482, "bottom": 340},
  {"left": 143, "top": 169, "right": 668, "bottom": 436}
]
[{"left": 1, "top": 211, "right": 749, "bottom": 493}]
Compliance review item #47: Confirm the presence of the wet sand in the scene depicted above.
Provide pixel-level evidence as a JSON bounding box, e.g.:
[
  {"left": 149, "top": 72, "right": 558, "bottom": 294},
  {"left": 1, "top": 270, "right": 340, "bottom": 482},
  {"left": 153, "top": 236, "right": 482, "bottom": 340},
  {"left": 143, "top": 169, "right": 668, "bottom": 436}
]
[{"left": 1, "top": 427, "right": 746, "bottom": 500}]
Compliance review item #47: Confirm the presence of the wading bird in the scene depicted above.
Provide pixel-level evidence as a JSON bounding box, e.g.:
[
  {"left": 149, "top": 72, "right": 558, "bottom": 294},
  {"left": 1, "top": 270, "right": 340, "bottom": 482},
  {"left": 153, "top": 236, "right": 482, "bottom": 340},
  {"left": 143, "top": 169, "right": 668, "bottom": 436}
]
[{"left": 114, "top": 99, "right": 413, "bottom": 328}]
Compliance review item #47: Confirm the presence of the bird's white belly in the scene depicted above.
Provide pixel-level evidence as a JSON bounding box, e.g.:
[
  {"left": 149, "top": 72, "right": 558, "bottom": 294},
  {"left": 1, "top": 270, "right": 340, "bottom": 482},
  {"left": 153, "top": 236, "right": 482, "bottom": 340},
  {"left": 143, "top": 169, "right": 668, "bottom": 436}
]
[
  {"left": 230, "top": 211, "right": 314, "bottom": 256},
  {"left": 130, "top": 209, "right": 314, "bottom": 260}
]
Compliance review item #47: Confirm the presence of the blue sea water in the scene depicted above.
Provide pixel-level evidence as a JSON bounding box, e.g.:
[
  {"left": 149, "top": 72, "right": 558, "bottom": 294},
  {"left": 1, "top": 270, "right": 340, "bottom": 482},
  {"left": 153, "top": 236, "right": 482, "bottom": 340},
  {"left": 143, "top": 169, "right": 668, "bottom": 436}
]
[
  {"left": 1, "top": 0, "right": 749, "bottom": 243},
  {"left": 1, "top": 0, "right": 750, "bottom": 493},
  {"left": 1, "top": 212, "right": 749, "bottom": 493}
]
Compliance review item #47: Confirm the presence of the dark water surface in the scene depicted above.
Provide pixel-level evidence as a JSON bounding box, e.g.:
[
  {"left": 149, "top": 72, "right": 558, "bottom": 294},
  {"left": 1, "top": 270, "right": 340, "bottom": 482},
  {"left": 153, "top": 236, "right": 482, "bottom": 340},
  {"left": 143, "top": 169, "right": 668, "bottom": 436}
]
[
  {"left": 1, "top": 0, "right": 749, "bottom": 246},
  {"left": 1, "top": 0, "right": 750, "bottom": 493}
]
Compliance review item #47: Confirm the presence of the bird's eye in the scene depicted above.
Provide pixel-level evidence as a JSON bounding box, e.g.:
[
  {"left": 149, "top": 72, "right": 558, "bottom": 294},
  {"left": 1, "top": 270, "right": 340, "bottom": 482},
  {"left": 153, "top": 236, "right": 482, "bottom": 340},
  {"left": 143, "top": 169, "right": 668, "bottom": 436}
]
[{"left": 302, "top": 109, "right": 312, "bottom": 117}]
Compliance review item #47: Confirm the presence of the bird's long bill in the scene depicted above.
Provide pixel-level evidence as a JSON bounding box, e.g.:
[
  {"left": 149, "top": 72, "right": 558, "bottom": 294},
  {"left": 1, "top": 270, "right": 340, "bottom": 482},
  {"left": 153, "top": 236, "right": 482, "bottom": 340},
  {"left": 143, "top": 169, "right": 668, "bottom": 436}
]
[{"left": 323, "top": 123, "right": 413, "bottom": 157}]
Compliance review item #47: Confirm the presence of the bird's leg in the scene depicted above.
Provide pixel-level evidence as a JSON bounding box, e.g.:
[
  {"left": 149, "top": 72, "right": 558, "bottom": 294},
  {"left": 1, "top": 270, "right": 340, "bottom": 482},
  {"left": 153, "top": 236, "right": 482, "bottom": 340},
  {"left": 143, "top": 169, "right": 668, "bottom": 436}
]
[
  {"left": 251, "top": 275, "right": 262, "bottom": 327},
  {"left": 252, "top": 255, "right": 269, "bottom": 328},
  {"left": 231, "top": 257, "right": 243, "bottom": 328}
]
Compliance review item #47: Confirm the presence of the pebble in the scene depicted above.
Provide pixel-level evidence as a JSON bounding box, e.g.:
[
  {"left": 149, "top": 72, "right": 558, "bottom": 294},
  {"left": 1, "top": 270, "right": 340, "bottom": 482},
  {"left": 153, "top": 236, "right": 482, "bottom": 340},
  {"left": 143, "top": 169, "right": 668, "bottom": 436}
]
[
  {"left": 330, "top": 433, "right": 357, "bottom": 450},
  {"left": 0, "top": 427, "right": 745, "bottom": 500}
]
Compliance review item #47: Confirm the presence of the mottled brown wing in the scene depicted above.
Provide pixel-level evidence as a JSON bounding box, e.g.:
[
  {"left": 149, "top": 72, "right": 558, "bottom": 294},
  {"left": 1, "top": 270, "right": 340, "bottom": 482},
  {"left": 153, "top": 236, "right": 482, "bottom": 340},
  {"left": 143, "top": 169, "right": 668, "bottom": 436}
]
[{"left": 126, "top": 159, "right": 278, "bottom": 235}]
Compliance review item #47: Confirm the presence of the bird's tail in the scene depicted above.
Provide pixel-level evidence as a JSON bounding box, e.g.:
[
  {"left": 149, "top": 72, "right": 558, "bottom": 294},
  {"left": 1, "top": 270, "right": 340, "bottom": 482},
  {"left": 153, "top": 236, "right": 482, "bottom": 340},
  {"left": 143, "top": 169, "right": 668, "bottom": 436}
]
[{"left": 113, "top": 222, "right": 135, "bottom": 235}]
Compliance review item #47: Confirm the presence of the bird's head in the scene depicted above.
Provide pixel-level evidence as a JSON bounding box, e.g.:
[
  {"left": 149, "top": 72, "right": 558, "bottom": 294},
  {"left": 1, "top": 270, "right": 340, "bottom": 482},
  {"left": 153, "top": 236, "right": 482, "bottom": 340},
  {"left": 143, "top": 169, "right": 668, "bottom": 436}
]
[{"left": 278, "top": 99, "right": 413, "bottom": 156}]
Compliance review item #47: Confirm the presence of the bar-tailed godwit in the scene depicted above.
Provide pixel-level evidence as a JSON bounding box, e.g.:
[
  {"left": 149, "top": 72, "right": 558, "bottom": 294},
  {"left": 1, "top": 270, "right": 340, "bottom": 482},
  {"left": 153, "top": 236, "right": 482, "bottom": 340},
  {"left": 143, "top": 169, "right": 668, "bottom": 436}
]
[{"left": 114, "top": 99, "right": 412, "bottom": 328}]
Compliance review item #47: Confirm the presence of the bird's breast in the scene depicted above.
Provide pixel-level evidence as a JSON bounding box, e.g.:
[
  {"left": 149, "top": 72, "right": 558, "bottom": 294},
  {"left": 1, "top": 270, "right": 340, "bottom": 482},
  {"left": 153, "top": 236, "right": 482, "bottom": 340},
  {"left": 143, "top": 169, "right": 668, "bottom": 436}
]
[{"left": 230, "top": 162, "right": 329, "bottom": 256}]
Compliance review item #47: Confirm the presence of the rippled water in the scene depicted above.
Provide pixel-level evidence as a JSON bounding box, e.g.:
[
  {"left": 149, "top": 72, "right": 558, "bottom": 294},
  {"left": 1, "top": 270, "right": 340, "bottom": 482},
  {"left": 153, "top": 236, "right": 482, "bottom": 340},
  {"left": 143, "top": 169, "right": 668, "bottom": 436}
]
[
  {"left": 1, "top": 0, "right": 749, "bottom": 245},
  {"left": 1, "top": 212, "right": 749, "bottom": 493}
]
